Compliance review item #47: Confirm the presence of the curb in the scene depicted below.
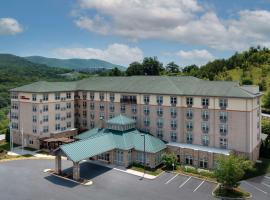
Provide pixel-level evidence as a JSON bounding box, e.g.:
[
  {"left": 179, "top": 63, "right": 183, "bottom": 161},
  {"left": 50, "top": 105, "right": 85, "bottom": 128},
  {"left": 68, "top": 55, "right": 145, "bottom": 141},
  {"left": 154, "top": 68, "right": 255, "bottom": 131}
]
[{"left": 212, "top": 184, "right": 252, "bottom": 200}]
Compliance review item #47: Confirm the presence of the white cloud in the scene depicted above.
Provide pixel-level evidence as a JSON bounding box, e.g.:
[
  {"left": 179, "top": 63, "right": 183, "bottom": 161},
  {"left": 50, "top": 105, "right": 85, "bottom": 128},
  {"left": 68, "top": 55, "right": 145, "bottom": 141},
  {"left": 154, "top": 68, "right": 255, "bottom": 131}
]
[
  {"left": 54, "top": 43, "right": 143, "bottom": 65},
  {"left": 73, "top": 0, "right": 270, "bottom": 51},
  {"left": 0, "top": 18, "right": 23, "bottom": 35},
  {"left": 176, "top": 49, "right": 214, "bottom": 60}
]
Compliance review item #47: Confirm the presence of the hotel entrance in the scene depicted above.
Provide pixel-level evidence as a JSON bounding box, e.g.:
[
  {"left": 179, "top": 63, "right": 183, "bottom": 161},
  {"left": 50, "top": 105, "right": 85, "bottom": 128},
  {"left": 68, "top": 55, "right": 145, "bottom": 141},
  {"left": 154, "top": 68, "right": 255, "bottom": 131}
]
[{"left": 97, "top": 153, "right": 110, "bottom": 163}]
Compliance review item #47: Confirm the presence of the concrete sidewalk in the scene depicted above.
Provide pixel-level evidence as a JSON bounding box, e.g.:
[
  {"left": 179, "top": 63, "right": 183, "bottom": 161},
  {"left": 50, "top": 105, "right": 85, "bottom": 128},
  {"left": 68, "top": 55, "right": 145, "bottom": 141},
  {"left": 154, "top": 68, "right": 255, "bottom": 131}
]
[{"left": 7, "top": 146, "right": 56, "bottom": 159}]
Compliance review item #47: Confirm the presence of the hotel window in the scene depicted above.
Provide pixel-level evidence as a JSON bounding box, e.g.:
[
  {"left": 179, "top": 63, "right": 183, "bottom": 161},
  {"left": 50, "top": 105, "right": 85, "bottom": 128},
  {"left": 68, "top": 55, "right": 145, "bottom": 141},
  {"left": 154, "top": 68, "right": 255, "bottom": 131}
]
[
  {"left": 90, "top": 102, "right": 95, "bottom": 110},
  {"left": 156, "top": 95, "right": 163, "bottom": 105},
  {"left": 90, "top": 112, "right": 95, "bottom": 120},
  {"left": 157, "top": 118, "right": 163, "bottom": 128},
  {"left": 109, "top": 103, "right": 115, "bottom": 112},
  {"left": 219, "top": 111, "right": 227, "bottom": 122},
  {"left": 144, "top": 117, "right": 150, "bottom": 126},
  {"left": 32, "top": 115, "right": 37, "bottom": 123},
  {"left": 131, "top": 105, "right": 137, "bottom": 113},
  {"left": 186, "top": 133, "right": 193, "bottom": 144},
  {"left": 32, "top": 105, "right": 37, "bottom": 112},
  {"left": 55, "top": 124, "right": 61, "bottom": 131},
  {"left": 90, "top": 121, "right": 95, "bottom": 128},
  {"left": 201, "top": 122, "right": 209, "bottom": 133},
  {"left": 12, "top": 122, "right": 18, "bottom": 130},
  {"left": 67, "top": 121, "right": 71, "bottom": 128},
  {"left": 186, "top": 108, "right": 193, "bottom": 119},
  {"left": 132, "top": 116, "right": 137, "bottom": 122},
  {"left": 66, "top": 92, "right": 71, "bottom": 99},
  {"left": 83, "top": 110, "right": 87, "bottom": 118},
  {"left": 157, "top": 129, "right": 163, "bottom": 139},
  {"left": 12, "top": 103, "right": 18, "bottom": 110},
  {"left": 66, "top": 102, "right": 71, "bottom": 109},
  {"left": 67, "top": 112, "right": 71, "bottom": 119},
  {"left": 199, "top": 158, "right": 208, "bottom": 169},
  {"left": 43, "top": 115, "right": 49, "bottom": 122},
  {"left": 43, "top": 105, "right": 48, "bottom": 112},
  {"left": 170, "top": 96, "right": 177, "bottom": 106},
  {"left": 43, "top": 126, "right": 49, "bottom": 133},
  {"left": 144, "top": 95, "right": 150, "bottom": 104},
  {"left": 90, "top": 92, "right": 95, "bottom": 100},
  {"left": 55, "top": 104, "right": 60, "bottom": 110},
  {"left": 43, "top": 93, "right": 48, "bottom": 101},
  {"left": 99, "top": 103, "right": 105, "bottom": 111},
  {"left": 29, "top": 140, "right": 34, "bottom": 145},
  {"left": 171, "top": 131, "right": 177, "bottom": 142},
  {"left": 202, "top": 135, "right": 209, "bottom": 146},
  {"left": 201, "top": 98, "right": 209, "bottom": 107},
  {"left": 157, "top": 107, "right": 163, "bottom": 116},
  {"left": 144, "top": 106, "right": 150, "bottom": 115},
  {"left": 186, "top": 97, "right": 193, "bottom": 106},
  {"left": 99, "top": 93, "right": 104, "bottom": 101},
  {"left": 33, "top": 126, "right": 37, "bottom": 134},
  {"left": 83, "top": 120, "right": 87, "bottom": 127},
  {"left": 201, "top": 110, "right": 209, "bottom": 120},
  {"left": 83, "top": 101, "right": 87, "bottom": 109},
  {"left": 185, "top": 155, "right": 193, "bottom": 165},
  {"left": 55, "top": 92, "right": 60, "bottom": 100},
  {"left": 120, "top": 104, "right": 126, "bottom": 113},
  {"left": 170, "top": 107, "right": 177, "bottom": 118},
  {"left": 219, "top": 124, "right": 227, "bottom": 135},
  {"left": 171, "top": 119, "right": 177, "bottom": 130},
  {"left": 110, "top": 93, "right": 115, "bottom": 102},
  {"left": 55, "top": 113, "right": 61, "bottom": 121},
  {"left": 11, "top": 92, "right": 18, "bottom": 99},
  {"left": 186, "top": 121, "right": 193, "bottom": 131},
  {"left": 82, "top": 92, "right": 87, "bottom": 100},
  {"left": 220, "top": 138, "right": 228, "bottom": 149},
  {"left": 32, "top": 94, "right": 36, "bottom": 101},
  {"left": 99, "top": 112, "right": 105, "bottom": 119},
  {"left": 109, "top": 113, "right": 115, "bottom": 119},
  {"left": 219, "top": 98, "right": 228, "bottom": 109}
]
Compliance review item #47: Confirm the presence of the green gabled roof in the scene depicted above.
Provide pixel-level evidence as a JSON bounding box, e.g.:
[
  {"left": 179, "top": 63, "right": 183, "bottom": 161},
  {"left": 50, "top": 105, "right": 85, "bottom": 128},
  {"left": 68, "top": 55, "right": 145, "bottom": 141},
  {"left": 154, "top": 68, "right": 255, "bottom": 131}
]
[
  {"left": 11, "top": 76, "right": 260, "bottom": 98},
  {"left": 59, "top": 128, "right": 166, "bottom": 162},
  {"left": 107, "top": 114, "right": 135, "bottom": 125},
  {"left": 74, "top": 128, "right": 101, "bottom": 140}
]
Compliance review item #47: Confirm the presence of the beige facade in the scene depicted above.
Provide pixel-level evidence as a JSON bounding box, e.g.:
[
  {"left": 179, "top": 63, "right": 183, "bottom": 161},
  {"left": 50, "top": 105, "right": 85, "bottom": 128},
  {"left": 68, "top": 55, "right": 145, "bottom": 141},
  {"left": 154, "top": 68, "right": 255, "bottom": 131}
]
[{"left": 10, "top": 81, "right": 262, "bottom": 169}]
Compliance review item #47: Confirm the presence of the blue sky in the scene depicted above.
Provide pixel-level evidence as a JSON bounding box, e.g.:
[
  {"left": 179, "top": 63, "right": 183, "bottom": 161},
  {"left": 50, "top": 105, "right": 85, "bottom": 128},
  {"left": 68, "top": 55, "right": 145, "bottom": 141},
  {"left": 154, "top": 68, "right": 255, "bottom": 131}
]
[{"left": 0, "top": 0, "right": 270, "bottom": 66}]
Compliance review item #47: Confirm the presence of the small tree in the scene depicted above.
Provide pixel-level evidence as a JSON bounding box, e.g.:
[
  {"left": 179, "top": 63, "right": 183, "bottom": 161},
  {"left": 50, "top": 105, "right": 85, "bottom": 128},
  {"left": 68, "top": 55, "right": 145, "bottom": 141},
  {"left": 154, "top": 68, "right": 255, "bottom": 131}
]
[
  {"left": 161, "top": 152, "right": 177, "bottom": 170},
  {"left": 263, "top": 91, "right": 270, "bottom": 109},
  {"left": 214, "top": 154, "right": 253, "bottom": 190}
]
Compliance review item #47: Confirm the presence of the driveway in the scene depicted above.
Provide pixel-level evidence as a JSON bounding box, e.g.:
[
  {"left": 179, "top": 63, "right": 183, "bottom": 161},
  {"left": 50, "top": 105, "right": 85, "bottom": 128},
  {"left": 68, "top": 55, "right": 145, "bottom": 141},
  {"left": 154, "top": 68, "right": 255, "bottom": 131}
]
[{"left": 0, "top": 159, "right": 218, "bottom": 200}]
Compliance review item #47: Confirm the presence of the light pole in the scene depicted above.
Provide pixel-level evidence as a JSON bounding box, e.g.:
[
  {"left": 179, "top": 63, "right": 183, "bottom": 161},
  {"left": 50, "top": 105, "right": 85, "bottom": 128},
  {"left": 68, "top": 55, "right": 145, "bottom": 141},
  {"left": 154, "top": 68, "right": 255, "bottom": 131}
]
[{"left": 140, "top": 133, "right": 146, "bottom": 180}]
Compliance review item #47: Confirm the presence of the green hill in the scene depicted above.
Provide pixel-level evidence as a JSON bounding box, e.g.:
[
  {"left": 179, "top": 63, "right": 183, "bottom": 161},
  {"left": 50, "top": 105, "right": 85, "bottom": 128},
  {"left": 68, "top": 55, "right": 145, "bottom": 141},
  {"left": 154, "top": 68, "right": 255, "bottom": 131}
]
[{"left": 25, "top": 56, "right": 125, "bottom": 71}]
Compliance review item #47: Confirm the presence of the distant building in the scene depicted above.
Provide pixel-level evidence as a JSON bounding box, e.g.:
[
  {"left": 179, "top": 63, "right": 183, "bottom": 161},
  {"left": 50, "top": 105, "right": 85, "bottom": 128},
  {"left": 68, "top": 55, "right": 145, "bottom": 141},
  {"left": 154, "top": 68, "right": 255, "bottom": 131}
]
[{"left": 10, "top": 76, "right": 262, "bottom": 169}]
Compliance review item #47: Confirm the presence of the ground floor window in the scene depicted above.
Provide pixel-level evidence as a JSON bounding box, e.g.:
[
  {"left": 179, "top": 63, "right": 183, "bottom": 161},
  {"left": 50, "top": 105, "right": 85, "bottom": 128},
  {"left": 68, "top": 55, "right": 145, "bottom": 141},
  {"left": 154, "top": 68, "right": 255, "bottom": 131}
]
[
  {"left": 114, "top": 150, "right": 124, "bottom": 165},
  {"left": 137, "top": 151, "right": 148, "bottom": 165},
  {"left": 185, "top": 155, "right": 193, "bottom": 165},
  {"left": 199, "top": 158, "right": 208, "bottom": 168},
  {"left": 97, "top": 153, "right": 110, "bottom": 162},
  {"left": 128, "top": 150, "right": 132, "bottom": 164}
]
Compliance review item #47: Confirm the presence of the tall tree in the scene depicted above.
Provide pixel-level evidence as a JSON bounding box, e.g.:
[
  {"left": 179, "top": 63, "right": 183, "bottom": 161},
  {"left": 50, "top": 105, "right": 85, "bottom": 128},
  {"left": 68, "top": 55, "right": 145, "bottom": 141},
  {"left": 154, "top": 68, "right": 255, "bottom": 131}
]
[
  {"left": 166, "top": 62, "right": 180, "bottom": 73},
  {"left": 126, "top": 62, "right": 144, "bottom": 76},
  {"left": 142, "top": 57, "right": 164, "bottom": 75}
]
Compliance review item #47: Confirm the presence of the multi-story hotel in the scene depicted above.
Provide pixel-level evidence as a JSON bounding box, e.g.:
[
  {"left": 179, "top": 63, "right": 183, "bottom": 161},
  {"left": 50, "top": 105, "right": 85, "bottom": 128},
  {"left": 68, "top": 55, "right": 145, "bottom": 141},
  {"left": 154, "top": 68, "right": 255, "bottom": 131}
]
[{"left": 10, "top": 76, "right": 262, "bottom": 170}]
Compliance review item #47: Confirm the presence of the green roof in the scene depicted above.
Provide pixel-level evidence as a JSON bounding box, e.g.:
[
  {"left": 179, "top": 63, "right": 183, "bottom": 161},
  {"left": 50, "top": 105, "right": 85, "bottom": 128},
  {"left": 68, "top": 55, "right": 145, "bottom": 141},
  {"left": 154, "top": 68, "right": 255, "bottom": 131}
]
[
  {"left": 60, "top": 128, "right": 166, "bottom": 162},
  {"left": 107, "top": 114, "right": 135, "bottom": 125},
  {"left": 11, "top": 76, "right": 260, "bottom": 98}
]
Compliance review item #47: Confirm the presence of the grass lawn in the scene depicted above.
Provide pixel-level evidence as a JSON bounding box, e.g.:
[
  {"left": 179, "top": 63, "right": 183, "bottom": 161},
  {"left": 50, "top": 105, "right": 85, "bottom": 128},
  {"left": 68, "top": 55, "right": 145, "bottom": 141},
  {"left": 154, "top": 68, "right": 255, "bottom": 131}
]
[
  {"left": 175, "top": 166, "right": 216, "bottom": 182},
  {"left": 214, "top": 186, "right": 251, "bottom": 198},
  {"left": 244, "top": 158, "right": 270, "bottom": 179},
  {"left": 23, "top": 147, "right": 37, "bottom": 151},
  {"left": 0, "top": 141, "right": 10, "bottom": 151},
  {"left": 129, "top": 163, "right": 164, "bottom": 176}
]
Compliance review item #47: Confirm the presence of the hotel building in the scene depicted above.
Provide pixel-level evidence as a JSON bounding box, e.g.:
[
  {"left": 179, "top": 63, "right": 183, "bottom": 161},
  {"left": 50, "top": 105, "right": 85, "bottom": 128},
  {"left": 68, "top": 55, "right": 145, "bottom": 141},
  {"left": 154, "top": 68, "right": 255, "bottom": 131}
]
[{"left": 10, "top": 76, "right": 262, "bottom": 169}]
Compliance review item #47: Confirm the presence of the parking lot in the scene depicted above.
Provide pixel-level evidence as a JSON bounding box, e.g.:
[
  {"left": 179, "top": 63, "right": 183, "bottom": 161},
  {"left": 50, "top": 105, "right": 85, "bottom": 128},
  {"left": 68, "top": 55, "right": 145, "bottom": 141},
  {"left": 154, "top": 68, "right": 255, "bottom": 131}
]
[
  {"left": 0, "top": 159, "right": 269, "bottom": 200},
  {"left": 240, "top": 174, "right": 270, "bottom": 200}
]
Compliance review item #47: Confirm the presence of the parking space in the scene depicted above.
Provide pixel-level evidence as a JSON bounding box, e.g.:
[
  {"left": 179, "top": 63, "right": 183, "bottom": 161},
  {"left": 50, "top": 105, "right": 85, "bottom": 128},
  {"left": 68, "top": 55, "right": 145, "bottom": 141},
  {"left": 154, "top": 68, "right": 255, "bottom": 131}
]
[{"left": 240, "top": 174, "right": 270, "bottom": 200}]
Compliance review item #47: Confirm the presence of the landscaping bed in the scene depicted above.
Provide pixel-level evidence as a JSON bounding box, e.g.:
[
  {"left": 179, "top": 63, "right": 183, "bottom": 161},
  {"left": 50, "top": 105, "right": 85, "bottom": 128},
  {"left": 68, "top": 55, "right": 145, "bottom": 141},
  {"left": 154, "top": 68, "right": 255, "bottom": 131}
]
[
  {"left": 213, "top": 185, "right": 251, "bottom": 199},
  {"left": 128, "top": 163, "right": 164, "bottom": 176}
]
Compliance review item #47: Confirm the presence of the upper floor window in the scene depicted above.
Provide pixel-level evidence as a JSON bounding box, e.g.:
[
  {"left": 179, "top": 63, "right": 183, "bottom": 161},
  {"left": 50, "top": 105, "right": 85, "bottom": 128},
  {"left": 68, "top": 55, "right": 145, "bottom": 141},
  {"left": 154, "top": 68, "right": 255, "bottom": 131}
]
[
  {"left": 55, "top": 113, "right": 61, "bottom": 121},
  {"left": 43, "top": 126, "right": 49, "bottom": 133},
  {"left": 43, "top": 94, "right": 48, "bottom": 101},
  {"left": 55, "top": 92, "right": 60, "bottom": 100},
  {"left": 201, "top": 110, "right": 209, "bottom": 120},
  {"left": 83, "top": 110, "right": 87, "bottom": 118},
  {"left": 186, "top": 108, "right": 193, "bottom": 119},
  {"left": 82, "top": 92, "right": 87, "bottom": 100},
  {"left": 67, "top": 122, "right": 72, "bottom": 128},
  {"left": 201, "top": 98, "right": 209, "bottom": 107},
  {"left": 186, "top": 97, "right": 193, "bottom": 107},
  {"left": 90, "top": 112, "right": 95, "bottom": 120},
  {"left": 109, "top": 103, "right": 115, "bottom": 112},
  {"left": 186, "top": 121, "right": 193, "bottom": 131},
  {"left": 43, "top": 105, "right": 48, "bottom": 112},
  {"left": 32, "top": 94, "right": 36, "bottom": 101},
  {"left": 220, "top": 138, "right": 228, "bottom": 149},
  {"left": 219, "top": 98, "right": 227, "bottom": 108},
  {"left": 66, "top": 112, "right": 72, "bottom": 119},
  {"left": 83, "top": 101, "right": 87, "bottom": 109},
  {"left": 120, "top": 104, "right": 125, "bottom": 113},
  {"left": 157, "top": 107, "right": 163, "bottom": 116},
  {"left": 66, "top": 102, "right": 71, "bottom": 109},
  {"left": 156, "top": 96, "right": 163, "bottom": 105},
  {"left": 32, "top": 105, "right": 37, "bottom": 112},
  {"left": 131, "top": 105, "right": 137, "bottom": 113},
  {"left": 219, "top": 124, "right": 227, "bottom": 135},
  {"left": 43, "top": 115, "right": 49, "bottom": 122},
  {"left": 90, "top": 92, "right": 95, "bottom": 100},
  {"left": 186, "top": 133, "right": 193, "bottom": 144},
  {"left": 144, "top": 95, "right": 150, "bottom": 104},
  {"left": 219, "top": 111, "right": 227, "bottom": 122},
  {"left": 55, "top": 123, "right": 61, "bottom": 131},
  {"left": 170, "top": 96, "right": 177, "bottom": 106},
  {"left": 171, "top": 131, "right": 177, "bottom": 142},
  {"left": 11, "top": 103, "right": 18, "bottom": 109},
  {"left": 110, "top": 93, "right": 115, "bottom": 102},
  {"left": 144, "top": 106, "right": 150, "bottom": 115},
  {"left": 99, "top": 103, "right": 105, "bottom": 111},
  {"left": 144, "top": 117, "right": 150, "bottom": 126},
  {"left": 11, "top": 92, "right": 18, "bottom": 99},
  {"left": 202, "top": 135, "right": 209, "bottom": 146},
  {"left": 99, "top": 93, "right": 105, "bottom": 101},
  {"left": 171, "top": 119, "right": 177, "bottom": 130},
  {"left": 201, "top": 122, "right": 209, "bottom": 133},
  {"left": 55, "top": 104, "right": 60, "bottom": 110},
  {"left": 90, "top": 102, "right": 95, "bottom": 110},
  {"left": 157, "top": 129, "right": 163, "bottom": 139},
  {"left": 66, "top": 92, "right": 71, "bottom": 99},
  {"left": 170, "top": 107, "right": 177, "bottom": 118},
  {"left": 32, "top": 115, "right": 37, "bottom": 123},
  {"left": 157, "top": 118, "right": 163, "bottom": 128}
]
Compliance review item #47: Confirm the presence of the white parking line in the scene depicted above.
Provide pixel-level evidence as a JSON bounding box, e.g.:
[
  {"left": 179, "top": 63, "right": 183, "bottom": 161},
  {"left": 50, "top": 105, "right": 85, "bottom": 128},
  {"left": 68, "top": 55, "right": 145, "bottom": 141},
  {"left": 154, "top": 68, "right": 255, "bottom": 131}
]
[
  {"left": 179, "top": 176, "right": 191, "bottom": 188},
  {"left": 262, "top": 182, "right": 270, "bottom": 188},
  {"left": 193, "top": 180, "right": 205, "bottom": 192},
  {"left": 242, "top": 181, "right": 268, "bottom": 195},
  {"left": 165, "top": 174, "right": 178, "bottom": 184},
  {"left": 265, "top": 176, "right": 270, "bottom": 180}
]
